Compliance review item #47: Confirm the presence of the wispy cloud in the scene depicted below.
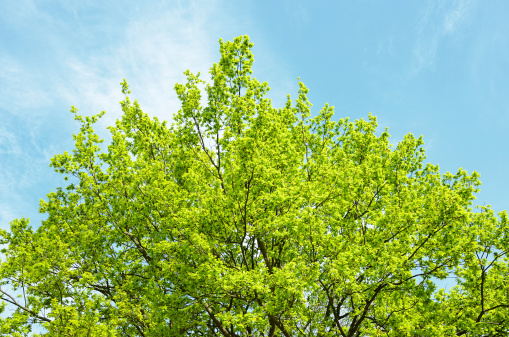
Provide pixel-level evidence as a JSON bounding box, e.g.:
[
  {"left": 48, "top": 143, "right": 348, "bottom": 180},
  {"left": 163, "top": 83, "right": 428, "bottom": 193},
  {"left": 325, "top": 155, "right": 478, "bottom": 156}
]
[
  {"left": 50, "top": 1, "right": 221, "bottom": 129},
  {"left": 1, "top": 0, "right": 223, "bottom": 120},
  {"left": 0, "top": 0, "right": 39, "bottom": 25},
  {"left": 443, "top": 0, "right": 472, "bottom": 34},
  {"left": 0, "top": 55, "right": 55, "bottom": 111},
  {"left": 412, "top": 0, "right": 475, "bottom": 75}
]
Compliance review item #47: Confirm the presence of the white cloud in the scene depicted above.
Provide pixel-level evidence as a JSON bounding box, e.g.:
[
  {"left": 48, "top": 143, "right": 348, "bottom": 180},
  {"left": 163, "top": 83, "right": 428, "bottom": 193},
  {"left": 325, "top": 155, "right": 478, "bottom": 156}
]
[
  {"left": 1, "top": 0, "right": 222, "bottom": 122},
  {"left": 411, "top": 0, "right": 475, "bottom": 75},
  {"left": 0, "top": 0, "right": 39, "bottom": 25},
  {"left": 443, "top": 0, "right": 472, "bottom": 34},
  {"left": 115, "top": 7, "right": 217, "bottom": 117},
  {"left": 48, "top": 1, "right": 222, "bottom": 133},
  {"left": 0, "top": 123, "right": 22, "bottom": 156},
  {"left": 0, "top": 55, "right": 54, "bottom": 111}
]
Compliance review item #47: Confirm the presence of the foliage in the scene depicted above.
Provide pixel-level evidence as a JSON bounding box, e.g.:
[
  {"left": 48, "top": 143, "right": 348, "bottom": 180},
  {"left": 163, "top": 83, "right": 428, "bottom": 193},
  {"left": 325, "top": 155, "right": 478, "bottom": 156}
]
[{"left": 1, "top": 35, "right": 509, "bottom": 336}]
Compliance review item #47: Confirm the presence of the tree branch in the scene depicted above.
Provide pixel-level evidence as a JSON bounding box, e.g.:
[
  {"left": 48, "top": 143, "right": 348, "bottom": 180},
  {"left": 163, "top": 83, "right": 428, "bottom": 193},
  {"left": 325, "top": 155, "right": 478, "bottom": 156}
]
[{"left": 0, "top": 288, "right": 52, "bottom": 323}]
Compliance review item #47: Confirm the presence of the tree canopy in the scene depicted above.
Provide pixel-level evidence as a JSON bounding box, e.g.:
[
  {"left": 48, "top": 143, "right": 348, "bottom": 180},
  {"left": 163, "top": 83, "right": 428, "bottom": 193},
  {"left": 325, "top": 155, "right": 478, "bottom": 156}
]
[{"left": 1, "top": 35, "right": 509, "bottom": 336}]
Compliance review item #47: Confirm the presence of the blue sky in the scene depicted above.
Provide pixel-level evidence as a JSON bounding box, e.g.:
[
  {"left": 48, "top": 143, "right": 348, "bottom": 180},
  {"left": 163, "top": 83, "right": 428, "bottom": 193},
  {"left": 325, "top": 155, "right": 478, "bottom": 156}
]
[{"left": 1, "top": 0, "right": 508, "bottom": 230}]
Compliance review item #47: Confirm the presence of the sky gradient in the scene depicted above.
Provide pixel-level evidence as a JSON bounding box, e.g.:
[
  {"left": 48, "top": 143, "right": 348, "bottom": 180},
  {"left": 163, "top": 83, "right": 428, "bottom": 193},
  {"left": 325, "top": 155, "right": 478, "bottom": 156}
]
[{"left": 1, "top": 0, "right": 508, "bottom": 231}]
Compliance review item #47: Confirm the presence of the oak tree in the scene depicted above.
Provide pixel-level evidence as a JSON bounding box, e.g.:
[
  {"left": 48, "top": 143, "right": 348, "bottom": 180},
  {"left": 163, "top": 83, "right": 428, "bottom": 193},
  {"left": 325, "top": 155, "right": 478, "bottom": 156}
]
[{"left": 1, "top": 35, "right": 509, "bottom": 336}]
